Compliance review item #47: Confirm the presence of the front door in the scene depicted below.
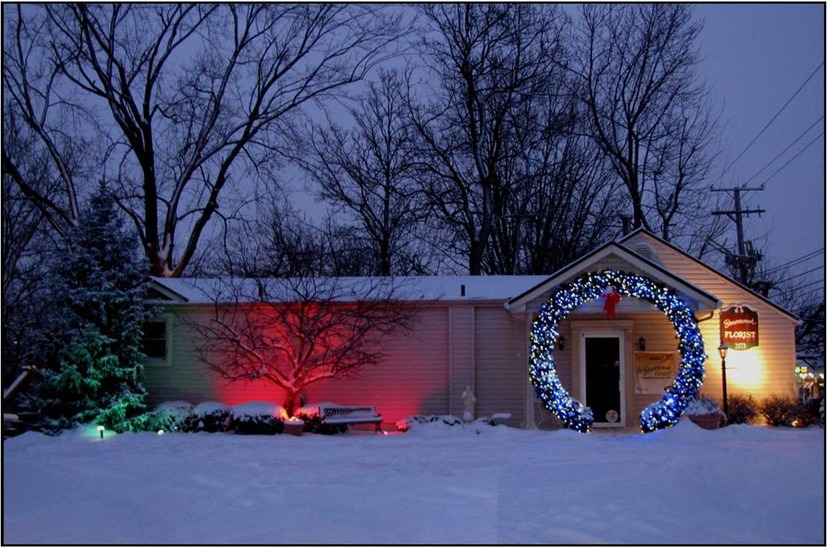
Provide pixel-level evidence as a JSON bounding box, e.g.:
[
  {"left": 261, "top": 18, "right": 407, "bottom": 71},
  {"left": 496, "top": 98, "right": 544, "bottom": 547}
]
[{"left": 582, "top": 334, "right": 624, "bottom": 427}]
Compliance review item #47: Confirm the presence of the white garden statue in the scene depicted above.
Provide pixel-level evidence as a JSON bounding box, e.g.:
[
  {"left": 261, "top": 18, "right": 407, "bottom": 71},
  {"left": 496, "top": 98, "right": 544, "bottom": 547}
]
[{"left": 461, "top": 385, "right": 476, "bottom": 422}]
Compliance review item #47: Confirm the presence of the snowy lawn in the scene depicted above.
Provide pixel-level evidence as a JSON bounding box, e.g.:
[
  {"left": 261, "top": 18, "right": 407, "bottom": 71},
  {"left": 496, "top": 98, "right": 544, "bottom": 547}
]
[{"left": 3, "top": 420, "right": 824, "bottom": 545}]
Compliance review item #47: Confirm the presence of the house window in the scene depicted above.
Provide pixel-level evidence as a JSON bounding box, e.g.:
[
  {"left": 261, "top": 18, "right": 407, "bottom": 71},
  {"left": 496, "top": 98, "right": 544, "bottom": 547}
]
[{"left": 142, "top": 321, "right": 167, "bottom": 360}]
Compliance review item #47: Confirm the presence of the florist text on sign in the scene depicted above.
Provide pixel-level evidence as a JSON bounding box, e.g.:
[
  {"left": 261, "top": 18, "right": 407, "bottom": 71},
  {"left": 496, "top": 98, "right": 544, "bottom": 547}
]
[{"left": 720, "top": 305, "right": 759, "bottom": 350}]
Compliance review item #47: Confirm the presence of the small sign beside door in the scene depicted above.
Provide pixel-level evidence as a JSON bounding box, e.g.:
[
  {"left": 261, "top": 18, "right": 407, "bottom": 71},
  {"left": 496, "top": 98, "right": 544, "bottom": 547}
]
[
  {"left": 720, "top": 304, "right": 759, "bottom": 350},
  {"left": 634, "top": 352, "right": 676, "bottom": 394}
]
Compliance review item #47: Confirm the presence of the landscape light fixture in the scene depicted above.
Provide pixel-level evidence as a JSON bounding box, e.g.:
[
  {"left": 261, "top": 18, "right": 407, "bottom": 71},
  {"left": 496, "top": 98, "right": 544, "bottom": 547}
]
[{"left": 97, "top": 425, "right": 104, "bottom": 440}]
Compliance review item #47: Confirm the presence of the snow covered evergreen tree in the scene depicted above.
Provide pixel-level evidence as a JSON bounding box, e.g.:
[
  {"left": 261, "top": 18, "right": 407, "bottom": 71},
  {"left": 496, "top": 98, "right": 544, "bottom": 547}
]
[{"left": 34, "top": 182, "right": 153, "bottom": 431}]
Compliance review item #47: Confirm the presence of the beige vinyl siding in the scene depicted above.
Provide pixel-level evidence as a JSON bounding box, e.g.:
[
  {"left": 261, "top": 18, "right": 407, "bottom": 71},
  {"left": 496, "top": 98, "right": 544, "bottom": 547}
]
[
  {"left": 143, "top": 308, "right": 230, "bottom": 405},
  {"left": 629, "top": 312, "right": 685, "bottom": 420},
  {"left": 628, "top": 233, "right": 798, "bottom": 400},
  {"left": 474, "top": 306, "right": 527, "bottom": 425},
  {"left": 144, "top": 304, "right": 452, "bottom": 426},
  {"left": 310, "top": 306, "right": 450, "bottom": 425},
  {"left": 449, "top": 306, "right": 475, "bottom": 417}
]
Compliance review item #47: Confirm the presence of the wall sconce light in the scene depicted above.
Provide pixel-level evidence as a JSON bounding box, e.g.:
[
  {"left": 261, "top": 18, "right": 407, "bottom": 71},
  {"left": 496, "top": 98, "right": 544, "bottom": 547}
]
[
  {"left": 557, "top": 336, "right": 566, "bottom": 351},
  {"left": 638, "top": 336, "right": 646, "bottom": 351}
]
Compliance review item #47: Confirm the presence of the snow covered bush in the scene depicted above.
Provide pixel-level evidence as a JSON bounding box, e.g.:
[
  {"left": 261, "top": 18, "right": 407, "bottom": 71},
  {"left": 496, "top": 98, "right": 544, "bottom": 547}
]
[
  {"left": 136, "top": 401, "right": 194, "bottom": 433},
  {"left": 188, "top": 402, "right": 231, "bottom": 432},
  {"left": 684, "top": 397, "right": 725, "bottom": 417},
  {"left": 726, "top": 394, "right": 760, "bottom": 425},
  {"left": 230, "top": 402, "right": 286, "bottom": 435},
  {"left": 396, "top": 415, "right": 463, "bottom": 432}
]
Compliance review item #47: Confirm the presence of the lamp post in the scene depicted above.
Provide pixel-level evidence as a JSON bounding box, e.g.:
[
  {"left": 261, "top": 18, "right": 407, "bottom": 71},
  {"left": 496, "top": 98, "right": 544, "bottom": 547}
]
[{"left": 718, "top": 342, "right": 729, "bottom": 418}]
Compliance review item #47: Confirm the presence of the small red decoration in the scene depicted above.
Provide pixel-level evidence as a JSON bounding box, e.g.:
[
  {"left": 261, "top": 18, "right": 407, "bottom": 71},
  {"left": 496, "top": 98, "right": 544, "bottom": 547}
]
[{"left": 602, "top": 287, "right": 621, "bottom": 318}]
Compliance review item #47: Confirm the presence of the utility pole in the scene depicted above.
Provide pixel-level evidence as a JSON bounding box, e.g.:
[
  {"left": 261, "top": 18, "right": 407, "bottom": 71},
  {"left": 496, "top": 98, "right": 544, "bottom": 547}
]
[{"left": 711, "top": 186, "right": 766, "bottom": 287}]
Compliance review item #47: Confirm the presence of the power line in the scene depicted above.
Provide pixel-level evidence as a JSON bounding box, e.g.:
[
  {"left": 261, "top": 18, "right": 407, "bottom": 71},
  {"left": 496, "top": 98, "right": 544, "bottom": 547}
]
[
  {"left": 796, "top": 286, "right": 826, "bottom": 302},
  {"left": 741, "top": 115, "right": 824, "bottom": 186},
  {"left": 763, "top": 248, "right": 824, "bottom": 275},
  {"left": 776, "top": 264, "right": 824, "bottom": 284},
  {"left": 786, "top": 277, "right": 825, "bottom": 293},
  {"left": 710, "top": 187, "right": 765, "bottom": 284},
  {"left": 759, "top": 130, "right": 825, "bottom": 187},
  {"left": 723, "top": 61, "right": 824, "bottom": 175}
]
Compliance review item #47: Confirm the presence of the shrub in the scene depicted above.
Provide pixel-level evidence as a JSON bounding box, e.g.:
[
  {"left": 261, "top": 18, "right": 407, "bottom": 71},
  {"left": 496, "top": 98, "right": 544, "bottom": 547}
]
[
  {"left": 230, "top": 402, "right": 285, "bottom": 435},
  {"left": 797, "top": 397, "right": 824, "bottom": 427},
  {"left": 132, "top": 401, "right": 194, "bottom": 432},
  {"left": 188, "top": 402, "right": 231, "bottom": 432},
  {"left": 396, "top": 414, "right": 463, "bottom": 432},
  {"left": 759, "top": 395, "right": 813, "bottom": 427},
  {"left": 726, "top": 394, "right": 760, "bottom": 425}
]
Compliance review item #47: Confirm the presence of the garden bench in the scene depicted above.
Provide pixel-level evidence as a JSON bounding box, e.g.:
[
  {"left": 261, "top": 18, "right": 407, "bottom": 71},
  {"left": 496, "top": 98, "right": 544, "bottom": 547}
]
[{"left": 296, "top": 403, "right": 383, "bottom": 434}]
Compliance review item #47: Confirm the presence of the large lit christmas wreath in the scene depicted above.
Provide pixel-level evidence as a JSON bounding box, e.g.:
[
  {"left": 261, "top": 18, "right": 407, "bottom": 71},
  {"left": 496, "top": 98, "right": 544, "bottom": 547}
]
[{"left": 529, "top": 269, "right": 706, "bottom": 433}]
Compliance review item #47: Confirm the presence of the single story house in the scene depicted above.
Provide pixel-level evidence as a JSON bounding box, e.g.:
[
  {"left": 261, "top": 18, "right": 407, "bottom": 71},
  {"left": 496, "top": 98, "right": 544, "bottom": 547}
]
[{"left": 144, "top": 229, "right": 799, "bottom": 429}]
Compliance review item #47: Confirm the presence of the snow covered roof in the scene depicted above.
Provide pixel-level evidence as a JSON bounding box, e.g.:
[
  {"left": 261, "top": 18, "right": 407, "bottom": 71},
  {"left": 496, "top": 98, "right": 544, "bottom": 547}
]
[{"left": 149, "top": 275, "right": 550, "bottom": 305}]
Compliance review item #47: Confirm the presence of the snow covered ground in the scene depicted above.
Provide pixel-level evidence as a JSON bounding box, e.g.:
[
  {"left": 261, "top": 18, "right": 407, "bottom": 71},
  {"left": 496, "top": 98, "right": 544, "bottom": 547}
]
[{"left": 3, "top": 419, "right": 824, "bottom": 545}]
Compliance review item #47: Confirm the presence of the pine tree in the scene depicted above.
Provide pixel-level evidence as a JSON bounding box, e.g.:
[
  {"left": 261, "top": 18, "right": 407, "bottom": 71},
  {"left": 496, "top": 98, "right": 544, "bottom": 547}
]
[{"left": 36, "top": 182, "right": 153, "bottom": 431}]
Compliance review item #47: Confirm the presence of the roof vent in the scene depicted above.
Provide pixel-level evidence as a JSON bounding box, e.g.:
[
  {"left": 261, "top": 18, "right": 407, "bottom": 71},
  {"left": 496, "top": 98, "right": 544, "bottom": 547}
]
[{"left": 631, "top": 242, "right": 659, "bottom": 264}]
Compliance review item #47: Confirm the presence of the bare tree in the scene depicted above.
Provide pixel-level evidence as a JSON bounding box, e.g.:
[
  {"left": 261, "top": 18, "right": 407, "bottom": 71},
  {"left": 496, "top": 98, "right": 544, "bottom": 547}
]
[
  {"left": 769, "top": 271, "right": 824, "bottom": 367},
  {"left": 571, "top": 4, "right": 719, "bottom": 243},
  {"left": 1, "top": 109, "right": 58, "bottom": 383},
  {"left": 3, "top": 4, "right": 404, "bottom": 276},
  {"left": 406, "top": 4, "right": 566, "bottom": 274},
  {"left": 189, "top": 277, "right": 419, "bottom": 415},
  {"left": 293, "top": 70, "right": 427, "bottom": 276},
  {"left": 486, "top": 77, "right": 617, "bottom": 274},
  {"left": 793, "top": 299, "right": 825, "bottom": 365},
  {"left": 200, "top": 192, "right": 387, "bottom": 279}
]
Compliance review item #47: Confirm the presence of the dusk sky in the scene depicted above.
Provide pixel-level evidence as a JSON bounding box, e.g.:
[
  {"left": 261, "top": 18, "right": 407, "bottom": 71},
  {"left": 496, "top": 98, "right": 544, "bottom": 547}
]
[
  {"left": 289, "top": 4, "right": 825, "bottom": 297},
  {"left": 694, "top": 3, "right": 824, "bottom": 298}
]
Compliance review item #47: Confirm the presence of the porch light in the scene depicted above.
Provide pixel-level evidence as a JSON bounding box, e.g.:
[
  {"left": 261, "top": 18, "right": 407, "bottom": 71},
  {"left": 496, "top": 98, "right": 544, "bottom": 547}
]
[
  {"left": 718, "top": 342, "right": 729, "bottom": 418},
  {"left": 638, "top": 336, "right": 646, "bottom": 351},
  {"left": 557, "top": 336, "right": 565, "bottom": 351}
]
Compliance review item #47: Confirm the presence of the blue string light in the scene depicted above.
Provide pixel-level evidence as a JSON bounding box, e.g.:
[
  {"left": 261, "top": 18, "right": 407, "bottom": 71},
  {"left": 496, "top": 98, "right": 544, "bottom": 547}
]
[{"left": 529, "top": 269, "right": 707, "bottom": 433}]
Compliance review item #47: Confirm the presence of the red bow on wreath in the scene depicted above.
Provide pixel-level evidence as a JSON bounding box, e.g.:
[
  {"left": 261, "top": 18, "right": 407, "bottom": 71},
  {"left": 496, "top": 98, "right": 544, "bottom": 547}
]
[{"left": 602, "top": 287, "right": 621, "bottom": 318}]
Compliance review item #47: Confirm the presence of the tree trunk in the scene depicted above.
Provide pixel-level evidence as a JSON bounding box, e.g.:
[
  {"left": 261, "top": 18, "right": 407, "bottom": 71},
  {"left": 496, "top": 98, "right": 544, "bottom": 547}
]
[
  {"left": 469, "top": 239, "right": 484, "bottom": 275},
  {"left": 283, "top": 390, "right": 302, "bottom": 418}
]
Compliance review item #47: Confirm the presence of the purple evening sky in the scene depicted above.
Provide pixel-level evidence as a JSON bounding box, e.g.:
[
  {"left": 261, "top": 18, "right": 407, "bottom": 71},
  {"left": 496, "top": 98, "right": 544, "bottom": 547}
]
[{"left": 695, "top": 3, "right": 823, "bottom": 296}]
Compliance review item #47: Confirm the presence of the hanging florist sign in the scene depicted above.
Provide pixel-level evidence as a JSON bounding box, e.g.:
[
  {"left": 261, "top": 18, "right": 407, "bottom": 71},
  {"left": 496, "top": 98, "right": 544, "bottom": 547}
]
[{"left": 720, "top": 304, "right": 759, "bottom": 350}]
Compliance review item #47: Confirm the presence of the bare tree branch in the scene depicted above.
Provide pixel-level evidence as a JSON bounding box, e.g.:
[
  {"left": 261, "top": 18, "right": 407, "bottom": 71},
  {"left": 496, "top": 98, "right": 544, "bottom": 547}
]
[
  {"left": 185, "top": 276, "right": 421, "bottom": 415},
  {"left": 4, "top": 4, "right": 404, "bottom": 277}
]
